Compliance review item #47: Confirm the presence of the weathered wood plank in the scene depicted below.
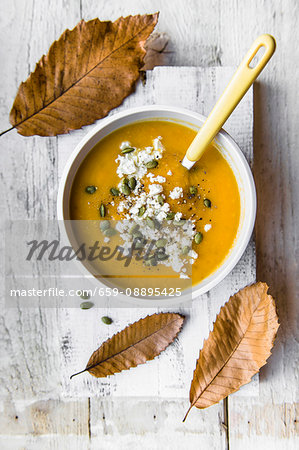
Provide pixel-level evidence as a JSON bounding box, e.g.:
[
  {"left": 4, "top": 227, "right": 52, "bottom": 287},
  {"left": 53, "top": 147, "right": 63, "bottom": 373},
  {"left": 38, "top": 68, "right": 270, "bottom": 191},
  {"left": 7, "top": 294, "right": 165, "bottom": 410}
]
[
  {"left": 0, "top": 0, "right": 298, "bottom": 448},
  {"left": 0, "top": 0, "right": 89, "bottom": 447}
]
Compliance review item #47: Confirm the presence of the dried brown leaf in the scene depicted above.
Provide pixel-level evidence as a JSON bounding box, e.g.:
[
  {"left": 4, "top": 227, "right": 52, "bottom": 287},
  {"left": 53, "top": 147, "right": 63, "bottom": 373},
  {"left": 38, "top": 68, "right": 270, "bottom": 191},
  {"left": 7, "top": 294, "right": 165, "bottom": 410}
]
[
  {"left": 184, "top": 282, "right": 279, "bottom": 420},
  {"left": 9, "top": 14, "right": 159, "bottom": 136},
  {"left": 143, "top": 32, "right": 173, "bottom": 70},
  {"left": 70, "top": 312, "right": 184, "bottom": 379}
]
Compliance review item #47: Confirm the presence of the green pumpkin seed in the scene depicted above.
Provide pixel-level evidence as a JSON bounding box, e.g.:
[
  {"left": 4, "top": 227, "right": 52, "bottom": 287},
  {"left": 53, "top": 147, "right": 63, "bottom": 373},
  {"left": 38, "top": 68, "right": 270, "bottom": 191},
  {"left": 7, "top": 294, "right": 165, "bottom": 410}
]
[
  {"left": 110, "top": 187, "right": 120, "bottom": 196},
  {"left": 122, "top": 178, "right": 129, "bottom": 185},
  {"left": 144, "top": 259, "right": 152, "bottom": 267},
  {"left": 150, "top": 257, "right": 158, "bottom": 266},
  {"left": 194, "top": 232, "right": 203, "bottom": 244},
  {"left": 166, "top": 212, "right": 175, "bottom": 220},
  {"left": 121, "top": 184, "right": 131, "bottom": 196},
  {"left": 80, "top": 290, "right": 90, "bottom": 300},
  {"left": 182, "top": 245, "right": 190, "bottom": 255},
  {"left": 145, "top": 159, "right": 158, "bottom": 169},
  {"left": 100, "top": 220, "right": 110, "bottom": 232},
  {"left": 80, "top": 301, "right": 94, "bottom": 309},
  {"left": 138, "top": 206, "right": 146, "bottom": 217},
  {"left": 189, "top": 185, "right": 198, "bottom": 195},
  {"left": 128, "top": 177, "right": 137, "bottom": 190},
  {"left": 204, "top": 198, "right": 211, "bottom": 208},
  {"left": 130, "top": 224, "right": 140, "bottom": 234},
  {"left": 85, "top": 185, "right": 97, "bottom": 194},
  {"left": 121, "top": 147, "right": 135, "bottom": 154},
  {"left": 156, "top": 253, "right": 169, "bottom": 261},
  {"left": 135, "top": 239, "right": 146, "bottom": 249},
  {"left": 100, "top": 204, "right": 106, "bottom": 217},
  {"left": 101, "top": 316, "right": 112, "bottom": 324},
  {"left": 157, "top": 195, "right": 164, "bottom": 206},
  {"left": 146, "top": 217, "right": 155, "bottom": 229},
  {"left": 156, "top": 238, "right": 167, "bottom": 248},
  {"left": 104, "top": 228, "right": 117, "bottom": 237},
  {"left": 133, "top": 230, "right": 143, "bottom": 239}
]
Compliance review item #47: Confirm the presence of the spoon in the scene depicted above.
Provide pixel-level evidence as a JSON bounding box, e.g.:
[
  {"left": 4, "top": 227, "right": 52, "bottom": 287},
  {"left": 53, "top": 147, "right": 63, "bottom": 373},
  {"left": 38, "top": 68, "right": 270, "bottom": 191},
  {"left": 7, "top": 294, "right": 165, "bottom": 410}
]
[{"left": 181, "top": 34, "right": 276, "bottom": 170}]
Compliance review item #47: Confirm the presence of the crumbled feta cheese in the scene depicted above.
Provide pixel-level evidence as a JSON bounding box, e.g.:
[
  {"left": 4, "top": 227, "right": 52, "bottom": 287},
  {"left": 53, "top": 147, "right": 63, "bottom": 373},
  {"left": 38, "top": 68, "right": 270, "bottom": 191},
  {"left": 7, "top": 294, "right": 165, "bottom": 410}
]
[
  {"left": 174, "top": 212, "right": 182, "bottom": 221},
  {"left": 204, "top": 224, "right": 212, "bottom": 232},
  {"left": 115, "top": 137, "right": 164, "bottom": 180},
  {"left": 119, "top": 141, "right": 132, "bottom": 150},
  {"left": 189, "top": 249, "right": 198, "bottom": 260},
  {"left": 180, "top": 273, "right": 190, "bottom": 279},
  {"left": 147, "top": 173, "right": 166, "bottom": 183},
  {"left": 115, "top": 155, "right": 136, "bottom": 177},
  {"left": 117, "top": 202, "right": 126, "bottom": 213},
  {"left": 169, "top": 186, "right": 183, "bottom": 199},
  {"left": 148, "top": 184, "right": 163, "bottom": 196},
  {"left": 104, "top": 237, "right": 110, "bottom": 243},
  {"left": 112, "top": 137, "right": 198, "bottom": 277},
  {"left": 156, "top": 210, "right": 167, "bottom": 221},
  {"left": 153, "top": 136, "right": 164, "bottom": 151},
  {"left": 137, "top": 148, "right": 155, "bottom": 164}
]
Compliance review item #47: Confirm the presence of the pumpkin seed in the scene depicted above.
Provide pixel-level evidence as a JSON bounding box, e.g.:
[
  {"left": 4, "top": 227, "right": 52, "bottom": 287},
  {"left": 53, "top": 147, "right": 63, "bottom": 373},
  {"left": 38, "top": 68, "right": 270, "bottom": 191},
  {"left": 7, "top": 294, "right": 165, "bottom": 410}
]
[
  {"left": 156, "top": 238, "right": 167, "bottom": 248},
  {"left": 80, "top": 290, "right": 91, "bottom": 300},
  {"left": 166, "top": 212, "right": 175, "bottom": 220},
  {"left": 110, "top": 187, "right": 120, "bottom": 196},
  {"left": 157, "top": 194, "right": 164, "bottom": 206},
  {"left": 85, "top": 185, "right": 97, "bottom": 194},
  {"left": 122, "top": 178, "right": 129, "bottom": 185},
  {"left": 121, "top": 147, "right": 135, "bottom": 154},
  {"left": 145, "top": 159, "right": 158, "bottom": 169},
  {"left": 182, "top": 245, "right": 190, "bottom": 255},
  {"left": 156, "top": 253, "right": 169, "bottom": 261},
  {"left": 146, "top": 217, "right": 155, "bottom": 229},
  {"left": 101, "top": 316, "right": 112, "bottom": 324},
  {"left": 204, "top": 198, "right": 211, "bottom": 208},
  {"left": 138, "top": 206, "right": 146, "bottom": 217},
  {"left": 189, "top": 185, "right": 198, "bottom": 195},
  {"left": 133, "top": 230, "right": 143, "bottom": 239},
  {"left": 194, "top": 232, "right": 203, "bottom": 244},
  {"left": 80, "top": 301, "right": 94, "bottom": 309},
  {"left": 135, "top": 239, "right": 146, "bottom": 249},
  {"left": 100, "top": 220, "right": 110, "bottom": 232},
  {"left": 128, "top": 177, "right": 137, "bottom": 190},
  {"left": 100, "top": 204, "right": 106, "bottom": 217},
  {"left": 150, "top": 257, "right": 158, "bottom": 266},
  {"left": 130, "top": 224, "right": 140, "bottom": 234},
  {"left": 104, "top": 228, "right": 117, "bottom": 237},
  {"left": 121, "top": 184, "right": 131, "bottom": 196}
]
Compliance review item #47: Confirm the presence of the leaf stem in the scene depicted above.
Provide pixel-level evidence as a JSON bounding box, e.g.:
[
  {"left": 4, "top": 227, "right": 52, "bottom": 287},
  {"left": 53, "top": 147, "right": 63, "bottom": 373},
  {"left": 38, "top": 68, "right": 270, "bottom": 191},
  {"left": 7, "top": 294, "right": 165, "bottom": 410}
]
[
  {"left": 182, "top": 405, "right": 192, "bottom": 422},
  {"left": 0, "top": 126, "right": 14, "bottom": 137},
  {"left": 70, "top": 368, "right": 88, "bottom": 379}
]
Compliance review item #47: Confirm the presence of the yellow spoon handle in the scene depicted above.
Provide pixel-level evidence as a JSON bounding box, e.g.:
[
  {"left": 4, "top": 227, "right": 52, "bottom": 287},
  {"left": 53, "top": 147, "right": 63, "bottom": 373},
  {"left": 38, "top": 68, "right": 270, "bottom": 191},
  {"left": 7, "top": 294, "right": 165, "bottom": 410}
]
[{"left": 184, "top": 34, "right": 276, "bottom": 165}]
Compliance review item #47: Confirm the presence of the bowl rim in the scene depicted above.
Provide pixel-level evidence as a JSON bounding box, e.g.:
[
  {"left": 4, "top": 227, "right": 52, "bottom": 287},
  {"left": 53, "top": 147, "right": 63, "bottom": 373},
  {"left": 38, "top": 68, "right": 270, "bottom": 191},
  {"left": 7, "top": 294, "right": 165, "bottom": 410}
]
[{"left": 57, "top": 105, "right": 256, "bottom": 306}]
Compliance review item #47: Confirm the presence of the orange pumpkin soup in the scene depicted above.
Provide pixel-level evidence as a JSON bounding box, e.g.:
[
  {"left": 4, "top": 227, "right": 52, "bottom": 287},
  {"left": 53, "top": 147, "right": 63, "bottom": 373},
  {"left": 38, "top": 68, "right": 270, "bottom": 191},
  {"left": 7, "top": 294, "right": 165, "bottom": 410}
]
[{"left": 70, "top": 120, "right": 240, "bottom": 287}]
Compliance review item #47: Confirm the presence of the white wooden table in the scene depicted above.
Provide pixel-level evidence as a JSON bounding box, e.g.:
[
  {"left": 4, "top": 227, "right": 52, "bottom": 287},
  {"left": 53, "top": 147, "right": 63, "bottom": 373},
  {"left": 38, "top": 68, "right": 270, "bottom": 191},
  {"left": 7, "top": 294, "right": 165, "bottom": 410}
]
[{"left": 0, "top": 1, "right": 298, "bottom": 449}]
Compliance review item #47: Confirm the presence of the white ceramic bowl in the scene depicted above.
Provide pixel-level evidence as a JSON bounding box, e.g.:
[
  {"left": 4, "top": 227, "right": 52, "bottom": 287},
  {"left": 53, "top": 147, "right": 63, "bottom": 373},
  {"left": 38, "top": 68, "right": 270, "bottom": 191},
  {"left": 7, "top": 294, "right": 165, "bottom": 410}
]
[{"left": 57, "top": 105, "right": 256, "bottom": 304}]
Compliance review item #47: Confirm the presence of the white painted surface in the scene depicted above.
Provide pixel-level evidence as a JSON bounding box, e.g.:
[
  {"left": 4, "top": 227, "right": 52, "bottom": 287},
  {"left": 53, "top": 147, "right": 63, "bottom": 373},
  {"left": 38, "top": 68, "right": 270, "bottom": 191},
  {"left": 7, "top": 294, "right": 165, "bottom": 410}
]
[{"left": 0, "top": 0, "right": 298, "bottom": 448}]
